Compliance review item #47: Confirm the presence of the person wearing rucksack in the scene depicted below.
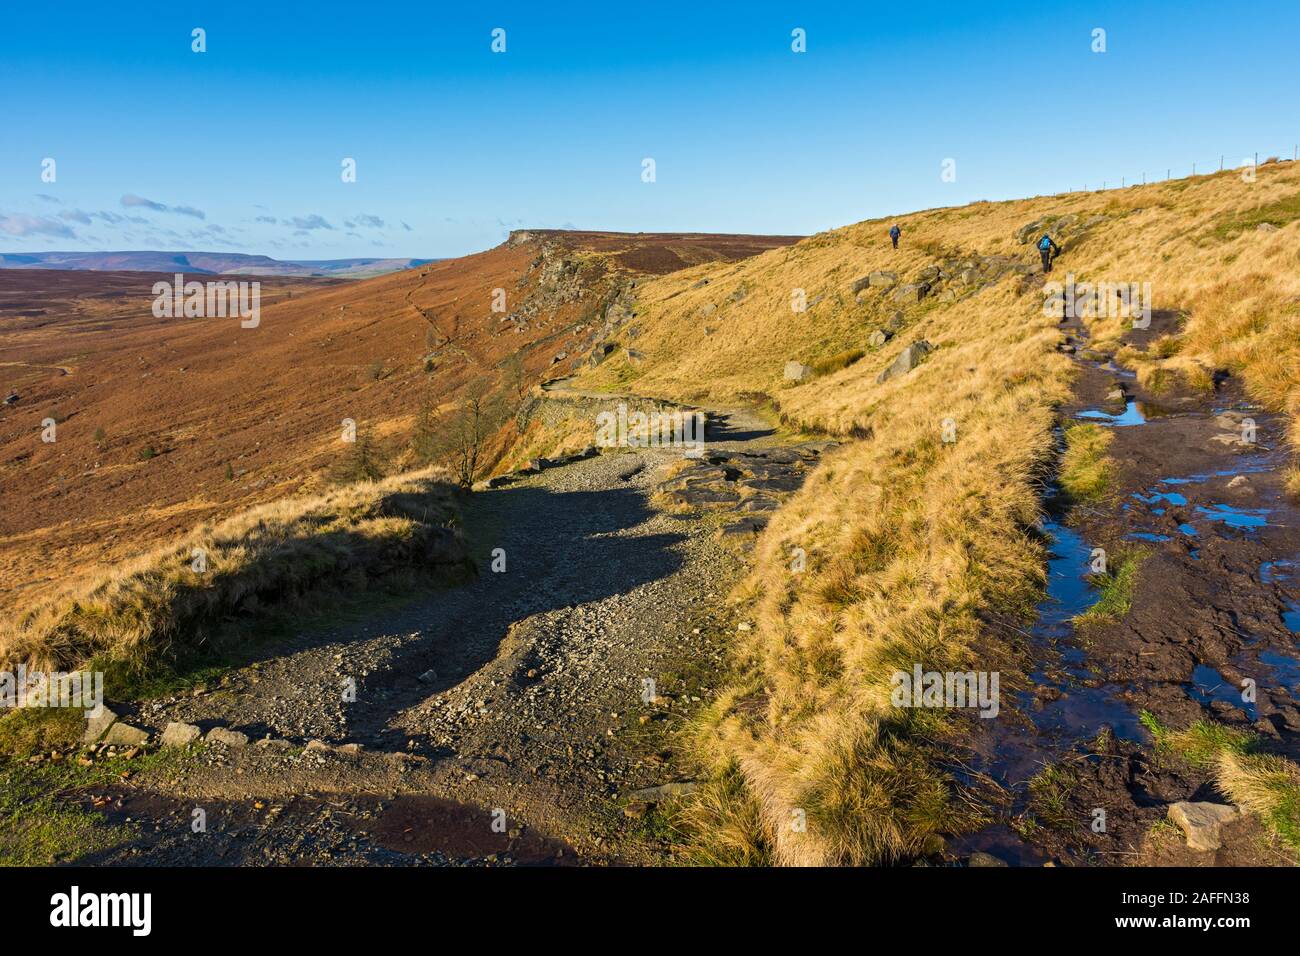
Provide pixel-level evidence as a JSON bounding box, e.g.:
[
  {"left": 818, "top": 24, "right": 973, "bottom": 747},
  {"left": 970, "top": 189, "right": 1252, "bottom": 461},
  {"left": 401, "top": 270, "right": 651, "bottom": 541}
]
[
  {"left": 1037, "top": 233, "right": 1060, "bottom": 272},
  {"left": 889, "top": 224, "right": 902, "bottom": 249}
]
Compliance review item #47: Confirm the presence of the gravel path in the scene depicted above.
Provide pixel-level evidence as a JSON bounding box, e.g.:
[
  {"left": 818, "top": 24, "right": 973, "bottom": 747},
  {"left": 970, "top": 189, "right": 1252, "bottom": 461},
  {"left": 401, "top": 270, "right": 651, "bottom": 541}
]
[{"left": 111, "top": 407, "right": 781, "bottom": 864}]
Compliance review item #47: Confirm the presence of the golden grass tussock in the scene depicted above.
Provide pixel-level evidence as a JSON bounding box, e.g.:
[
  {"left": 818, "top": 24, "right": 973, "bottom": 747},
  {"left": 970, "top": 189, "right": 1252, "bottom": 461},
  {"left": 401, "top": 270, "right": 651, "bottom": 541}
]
[
  {"left": 1058, "top": 422, "right": 1115, "bottom": 505},
  {"left": 1215, "top": 749, "right": 1300, "bottom": 851},
  {"left": 1, "top": 469, "right": 469, "bottom": 678},
  {"left": 573, "top": 161, "right": 1300, "bottom": 863}
]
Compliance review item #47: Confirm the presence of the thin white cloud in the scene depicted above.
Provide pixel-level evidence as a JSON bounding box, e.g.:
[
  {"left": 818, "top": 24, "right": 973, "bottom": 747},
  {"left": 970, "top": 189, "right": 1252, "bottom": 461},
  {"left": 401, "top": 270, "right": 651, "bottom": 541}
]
[
  {"left": 120, "top": 194, "right": 206, "bottom": 219},
  {"left": 0, "top": 212, "right": 77, "bottom": 238}
]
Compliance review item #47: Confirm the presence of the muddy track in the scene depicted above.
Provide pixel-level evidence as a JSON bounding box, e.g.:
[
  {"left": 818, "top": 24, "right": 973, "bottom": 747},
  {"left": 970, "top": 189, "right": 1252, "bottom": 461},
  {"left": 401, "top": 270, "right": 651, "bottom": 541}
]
[
  {"left": 957, "top": 308, "right": 1300, "bottom": 866},
  {"left": 78, "top": 408, "right": 783, "bottom": 866}
]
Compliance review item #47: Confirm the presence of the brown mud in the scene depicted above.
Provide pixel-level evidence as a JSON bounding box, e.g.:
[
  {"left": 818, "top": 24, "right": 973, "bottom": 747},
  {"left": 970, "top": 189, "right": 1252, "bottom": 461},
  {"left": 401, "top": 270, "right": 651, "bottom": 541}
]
[{"left": 953, "top": 307, "right": 1300, "bottom": 866}]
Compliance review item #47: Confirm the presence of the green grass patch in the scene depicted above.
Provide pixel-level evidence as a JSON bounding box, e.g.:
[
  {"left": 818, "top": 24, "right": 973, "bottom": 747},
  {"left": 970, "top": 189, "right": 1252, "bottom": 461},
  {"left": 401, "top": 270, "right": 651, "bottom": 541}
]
[
  {"left": 1058, "top": 422, "right": 1115, "bottom": 505},
  {"left": 1026, "top": 762, "right": 1079, "bottom": 831},
  {"left": 1077, "top": 546, "right": 1148, "bottom": 624},
  {"left": 0, "top": 746, "right": 188, "bottom": 866},
  {"left": 0, "top": 708, "right": 84, "bottom": 760},
  {"left": 1139, "top": 710, "right": 1257, "bottom": 769},
  {"left": 1209, "top": 191, "right": 1300, "bottom": 240}
]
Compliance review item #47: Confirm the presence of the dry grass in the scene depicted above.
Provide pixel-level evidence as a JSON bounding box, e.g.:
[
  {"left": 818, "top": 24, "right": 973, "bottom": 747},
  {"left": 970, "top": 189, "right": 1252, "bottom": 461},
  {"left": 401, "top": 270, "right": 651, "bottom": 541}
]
[
  {"left": 0, "top": 469, "right": 469, "bottom": 681},
  {"left": 1215, "top": 750, "right": 1300, "bottom": 850},
  {"left": 568, "top": 161, "right": 1300, "bottom": 864},
  {"left": 1058, "top": 422, "right": 1115, "bottom": 505}
]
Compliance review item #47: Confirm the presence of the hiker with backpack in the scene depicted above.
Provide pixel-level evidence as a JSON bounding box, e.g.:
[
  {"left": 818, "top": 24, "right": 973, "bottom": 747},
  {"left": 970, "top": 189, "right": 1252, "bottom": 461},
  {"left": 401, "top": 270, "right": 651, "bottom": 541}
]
[
  {"left": 889, "top": 224, "right": 901, "bottom": 249},
  {"left": 1037, "top": 233, "right": 1061, "bottom": 272}
]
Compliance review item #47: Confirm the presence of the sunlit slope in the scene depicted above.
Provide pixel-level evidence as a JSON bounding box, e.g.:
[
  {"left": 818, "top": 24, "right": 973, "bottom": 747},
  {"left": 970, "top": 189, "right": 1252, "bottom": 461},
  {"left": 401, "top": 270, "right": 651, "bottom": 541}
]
[{"left": 570, "top": 162, "right": 1300, "bottom": 864}]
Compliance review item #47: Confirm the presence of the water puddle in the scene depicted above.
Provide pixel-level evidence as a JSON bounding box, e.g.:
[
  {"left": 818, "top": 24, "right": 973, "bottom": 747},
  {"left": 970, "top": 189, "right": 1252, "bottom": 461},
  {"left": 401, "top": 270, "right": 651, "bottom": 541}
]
[
  {"left": 1188, "top": 664, "right": 1256, "bottom": 720},
  {"left": 1260, "top": 560, "right": 1292, "bottom": 584},
  {"left": 1100, "top": 360, "right": 1137, "bottom": 379},
  {"left": 989, "top": 518, "right": 1147, "bottom": 783},
  {"left": 946, "top": 824, "right": 1049, "bottom": 866},
  {"left": 1256, "top": 650, "right": 1300, "bottom": 694},
  {"left": 1135, "top": 490, "right": 1187, "bottom": 507},
  {"left": 1195, "top": 503, "right": 1270, "bottom": 530},
  {"left": 1076, "top": 402, "right": 1147, "bottom": 427}
]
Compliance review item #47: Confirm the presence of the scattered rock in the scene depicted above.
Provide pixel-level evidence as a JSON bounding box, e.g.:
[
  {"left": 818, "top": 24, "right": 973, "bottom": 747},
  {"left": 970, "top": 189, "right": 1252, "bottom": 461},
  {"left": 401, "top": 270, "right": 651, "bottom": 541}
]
[
  {"left": 588, "top": 342, "right": 616, "bottom": 367},
  {"left": 205, "top": 726, "right": 251, "bottom": 748},
  {"left": 83, "top": 706, "right": 120, "bottom": 744},
  {"left": 783, "top": 361, "right": 813, "bottom": 382},
  {"left": 1257, "top": 222, "right": 1280, "bottom": 233},
  {"left": 876, "top": 340, "right": 933, "bottom": 384},
  {"left": 868, "top": 270, "right": 898, "bottom": 289},
  {"left": 868, "top": 329, "right": 893, "bottom": 348},
  {"left": 160, "top": 721, "right": 201, "bottom": 748},
  {"left": 102, "top": 722, "right": 150, "bottom": 747},
  {"left": 1167, "top": 801, "right": 1239, "bottom": 851},
  {"left": 1226, "top": 475, "right": 1252, "bottom": 493},
  {"left": 719, "top": 516, "right": 768, "bottom": 537},
  {"left": 968, "top": 851, "right": 1009, "bottom": 867},
  {"left": 890, "top": 282, "right": 930, "bottom": 304},
  {"left": 628, "top": 782, "right": 698, "bottom": 803},
  {"left": 255, "top": 737, "right": 294, "bottom": 752}
]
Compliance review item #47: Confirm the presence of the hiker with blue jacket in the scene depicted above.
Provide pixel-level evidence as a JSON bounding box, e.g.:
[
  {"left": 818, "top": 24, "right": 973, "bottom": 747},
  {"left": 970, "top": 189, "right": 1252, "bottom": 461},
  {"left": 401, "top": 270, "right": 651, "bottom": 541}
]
[
  {"left": 889, "top": 224, "right": 901, "bottom": 249},
  {"left": 1037, "top": 232, "right": 1060, "bottom": 272}
]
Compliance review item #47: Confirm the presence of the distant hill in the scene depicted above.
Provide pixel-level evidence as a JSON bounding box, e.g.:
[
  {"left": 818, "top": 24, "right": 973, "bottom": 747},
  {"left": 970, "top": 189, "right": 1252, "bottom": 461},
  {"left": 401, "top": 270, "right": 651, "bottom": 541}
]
[{"left": 0, "top": 250, "right": 436, "bottom": 278}]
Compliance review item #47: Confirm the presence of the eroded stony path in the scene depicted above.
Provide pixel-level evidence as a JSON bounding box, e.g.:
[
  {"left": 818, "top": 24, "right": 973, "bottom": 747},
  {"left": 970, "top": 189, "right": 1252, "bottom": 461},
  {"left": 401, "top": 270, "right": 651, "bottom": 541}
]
[{"left": 76, "top": 407, "right": 808, "bottom": 865}]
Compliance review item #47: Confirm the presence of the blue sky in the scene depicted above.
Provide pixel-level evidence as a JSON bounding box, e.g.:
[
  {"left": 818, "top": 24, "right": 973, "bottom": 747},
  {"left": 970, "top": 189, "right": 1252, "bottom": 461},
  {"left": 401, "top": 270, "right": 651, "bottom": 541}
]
[{"left": 2, "top": 1, "right": 1297, "bottom": 259}]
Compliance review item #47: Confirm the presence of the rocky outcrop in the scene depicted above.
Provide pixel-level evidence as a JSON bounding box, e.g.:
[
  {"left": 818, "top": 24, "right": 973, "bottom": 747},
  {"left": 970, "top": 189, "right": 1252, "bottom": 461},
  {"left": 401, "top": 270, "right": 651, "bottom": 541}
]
[
  {"left": 1015, "top": 213, "right": 1107, "bottom": 246},
  {"left": 891, "top": 282, "right": 931, "bottom": 304}
]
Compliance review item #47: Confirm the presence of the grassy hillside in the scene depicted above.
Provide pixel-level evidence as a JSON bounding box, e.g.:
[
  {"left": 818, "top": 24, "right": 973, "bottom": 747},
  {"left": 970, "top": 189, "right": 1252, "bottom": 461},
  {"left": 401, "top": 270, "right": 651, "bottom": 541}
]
[
  {"left": 0, "top": 469, "right": 469, "bottom": 686},
  {"left": 569, "top": 160, "right": 1300, "bottom": 864},
  {"left": 0, "top": 231, "right": 797, "bottom": 614}
]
